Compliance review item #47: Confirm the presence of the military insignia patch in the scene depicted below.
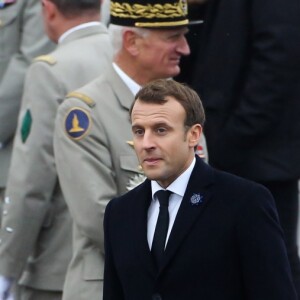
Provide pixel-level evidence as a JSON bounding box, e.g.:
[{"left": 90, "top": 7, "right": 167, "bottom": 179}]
[
  {"left": 64, "top": 107, "right": 91, "bottom": 140},
  {"left": 21, "top": 109, "right": 32, "bottom": 143}
]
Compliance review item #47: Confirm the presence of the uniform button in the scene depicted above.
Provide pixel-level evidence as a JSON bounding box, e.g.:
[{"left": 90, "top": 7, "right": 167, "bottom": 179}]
[
  {"left": 4, "top": 197, "right": 10, "bottom": 204},
  {"left": 2, "top": 210, "right": 7, "bottom": 216},
  {"left": 152, "top": 293, "right": 162, "bottom": 300},
  {"left": 5, "top": 227, "right": 13, "bottom": 233}
]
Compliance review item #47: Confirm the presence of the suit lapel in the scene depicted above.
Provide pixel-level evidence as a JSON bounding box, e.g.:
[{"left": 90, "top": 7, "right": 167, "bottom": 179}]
[
  {"left": 161, "top": 157, "right": 214, "bottom": 272},
  {"left": 133, "top": 180, "right": 157, "bottom": 276}
]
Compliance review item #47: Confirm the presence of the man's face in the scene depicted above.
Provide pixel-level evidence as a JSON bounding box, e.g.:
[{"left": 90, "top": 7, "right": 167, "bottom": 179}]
[
  {"left": 135, "top": 27, "right": 190, "bottom": 80},
  {"left": 131, "top": 97, "right": 199, "bottom": 188}
]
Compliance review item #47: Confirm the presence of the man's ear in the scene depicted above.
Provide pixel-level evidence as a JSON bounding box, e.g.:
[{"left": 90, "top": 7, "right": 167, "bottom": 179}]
[
  {"left": 123, "top": 30, "right": 141, "bottom": 56},
  {"left": 188, "top": 124, "right": 202, "bottom": 148},
  {"left": 42, "top": 0, "right": 57, "bottom": 22}
]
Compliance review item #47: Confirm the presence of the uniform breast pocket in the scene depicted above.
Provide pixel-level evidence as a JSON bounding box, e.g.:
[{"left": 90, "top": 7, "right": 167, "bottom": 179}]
[{"left": 0, "top": 2, "right": 20, "bottom": 59}]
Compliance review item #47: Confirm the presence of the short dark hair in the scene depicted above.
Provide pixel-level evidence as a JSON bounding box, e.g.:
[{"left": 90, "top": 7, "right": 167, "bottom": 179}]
[
  {"left": 48, "top": 0, "right": 100, "bottom": 17},
  {"left": 130, "top": 79, "right": 205, "bottom": 127}
]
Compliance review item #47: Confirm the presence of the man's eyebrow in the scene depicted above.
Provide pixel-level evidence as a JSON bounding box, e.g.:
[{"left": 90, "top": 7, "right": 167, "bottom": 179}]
[
  {"left": 154, "top": 122, "right": 170, "bottom": 127},
  {"left": 132, "top": 121, "right": 170, "bottom": 128},
  {"left": 131, "top": 124, "right": 142, "bottom": 129}
]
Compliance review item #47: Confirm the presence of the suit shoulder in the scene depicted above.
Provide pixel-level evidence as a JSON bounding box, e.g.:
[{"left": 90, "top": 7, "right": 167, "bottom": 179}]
[
  {"left": 210, "top": 170, "right": 277, "bottom": 225},
  {"left": 214, "top": 168, "right": 272, "bottom": 198},
  {"left": 215, "top": 167, "right": 252, "bottom": 185}
]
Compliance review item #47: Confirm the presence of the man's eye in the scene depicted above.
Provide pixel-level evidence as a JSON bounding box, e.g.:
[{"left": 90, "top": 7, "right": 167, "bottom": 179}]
[
  {"left": 134, "top": 129, "right": 144, "bottom": 136},
  {"left": 156, "top": 128, "right": 167, "bottom": 134}
]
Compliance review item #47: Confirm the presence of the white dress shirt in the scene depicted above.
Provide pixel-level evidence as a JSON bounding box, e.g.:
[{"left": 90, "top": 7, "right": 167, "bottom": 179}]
[{"left": 148, "top": 158, "right": 196, "bottom": 249}]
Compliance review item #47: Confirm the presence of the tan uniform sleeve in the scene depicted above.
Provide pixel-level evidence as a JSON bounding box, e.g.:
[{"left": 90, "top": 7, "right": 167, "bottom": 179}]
[
  {"left": 0, "top": 61, "right": 61, "bottom": 278},
  {"left": 54, "top": 96, "right": 118, "bottom": 252}
]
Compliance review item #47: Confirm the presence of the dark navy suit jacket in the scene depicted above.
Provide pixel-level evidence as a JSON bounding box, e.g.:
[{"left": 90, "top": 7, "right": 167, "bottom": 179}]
[{"left": 103, "top": 157, "right": 297, "bottom": 300}]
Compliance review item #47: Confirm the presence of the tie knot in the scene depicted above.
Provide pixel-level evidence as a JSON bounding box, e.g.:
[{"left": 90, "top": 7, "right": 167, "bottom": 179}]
[{"left": 156, "top": 190, "right": 171, "bottom": 207}]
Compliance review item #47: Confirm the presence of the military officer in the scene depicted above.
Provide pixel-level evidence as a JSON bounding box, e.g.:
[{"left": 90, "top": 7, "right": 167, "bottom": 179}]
[
  {"left": 0, "top": 0, "right": 112, "bottom": 299},
  {"left": 54, "top": 1, "right": 207, "bottom": 299},
  {"left": 0, "top": 0, "right": 54, "bottom": 219}
]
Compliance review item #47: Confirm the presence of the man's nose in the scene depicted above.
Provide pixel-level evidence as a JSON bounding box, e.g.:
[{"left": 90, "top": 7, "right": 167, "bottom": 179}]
[
  {"left": 177, "top": 35, "right": 190, "bottom": 56},
  {"left": 142, "top": 131, "right": 156, "bottom": 150}
]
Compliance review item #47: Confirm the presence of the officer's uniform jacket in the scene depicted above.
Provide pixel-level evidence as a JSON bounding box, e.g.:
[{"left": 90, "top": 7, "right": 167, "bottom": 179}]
[
  {"left": 54, "top": 66, "right": 142, "bottom": 300},
  {"left": 0, "top": 24, "right": 112, "bottom": 291},
  {"left": 0, "top": 0, "right": 54, "bottom": 187}
]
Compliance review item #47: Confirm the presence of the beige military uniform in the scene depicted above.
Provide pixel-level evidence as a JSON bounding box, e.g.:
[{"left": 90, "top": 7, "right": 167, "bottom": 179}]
[
  {"left": 54, "top": 66, "right": 142, "bottom": 300},
  {"left": 0, "top": 24, "right": 112, "bottom": 298},
  {"left": 0, "top": 0, "right": 55, "bottom": 188}
]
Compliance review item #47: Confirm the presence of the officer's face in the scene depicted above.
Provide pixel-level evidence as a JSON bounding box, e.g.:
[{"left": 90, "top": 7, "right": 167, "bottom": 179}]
[
  {"left": 131, "top": 97, "right": 200, "bottom": 188},
  {"left": 135, "top": 27, "right": 190, "bottom": 81}
]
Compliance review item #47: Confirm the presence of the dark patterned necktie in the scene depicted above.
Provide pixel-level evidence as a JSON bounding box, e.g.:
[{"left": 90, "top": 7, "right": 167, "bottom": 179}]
[{"left": 151, "top": 190, "right": 171, "bottom": 267}]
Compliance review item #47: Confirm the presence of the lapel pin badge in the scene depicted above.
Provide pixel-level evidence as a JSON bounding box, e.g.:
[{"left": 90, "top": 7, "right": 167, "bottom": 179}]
[{"left": 190, "top": 193, "right": 203, "bottom": 206}]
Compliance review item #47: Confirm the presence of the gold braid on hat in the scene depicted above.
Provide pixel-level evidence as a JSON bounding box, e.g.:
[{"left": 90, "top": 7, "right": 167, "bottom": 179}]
[{"left": 111, "top": 0, "right": 188, "bottom": 26}]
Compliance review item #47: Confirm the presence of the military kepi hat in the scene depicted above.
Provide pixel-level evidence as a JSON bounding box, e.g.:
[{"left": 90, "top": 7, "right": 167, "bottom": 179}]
[{"left": 110, "top": 0, "right": 193, "bottom": 28}]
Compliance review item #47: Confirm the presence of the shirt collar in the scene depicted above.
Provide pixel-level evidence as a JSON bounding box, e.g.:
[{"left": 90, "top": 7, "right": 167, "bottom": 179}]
[
  {"left": 58, "top": 22, "right": 101, "bottom": 44},
  {"left": 151, "top": 157, "right": 196, "bottom": 199},
  {"left": 112, "top": 62, "right": 141, "bottom": 96}
]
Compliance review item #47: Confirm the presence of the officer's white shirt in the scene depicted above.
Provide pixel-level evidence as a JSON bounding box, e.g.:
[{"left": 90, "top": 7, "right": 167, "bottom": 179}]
[{"left": 112, "top": 62, "right": 141, "bottom": 95}]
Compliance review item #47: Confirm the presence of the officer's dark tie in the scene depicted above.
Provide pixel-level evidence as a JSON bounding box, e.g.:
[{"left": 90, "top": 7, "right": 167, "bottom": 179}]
[{"left": 151, "top": 190, "right": 171, "bottom": 267}]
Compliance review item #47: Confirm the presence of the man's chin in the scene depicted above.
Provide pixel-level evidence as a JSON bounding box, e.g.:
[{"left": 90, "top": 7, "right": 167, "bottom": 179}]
[
  {"left": 169, "top": 68, "right": 180, "bottom": 78},
  {"left": 143, "top": 171, "right": 159, "bottom": 182},
  {"left": 160, "top": 67, "right": 180, "bottom": 79}
]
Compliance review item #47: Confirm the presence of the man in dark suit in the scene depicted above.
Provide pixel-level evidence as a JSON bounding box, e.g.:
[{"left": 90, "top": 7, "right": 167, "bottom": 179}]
[
  {"left": 103, "top": 79, "right": 297, "bottom": 300},
  {"left": 191, "top": 0, "right": 300, "bottom": 295}
]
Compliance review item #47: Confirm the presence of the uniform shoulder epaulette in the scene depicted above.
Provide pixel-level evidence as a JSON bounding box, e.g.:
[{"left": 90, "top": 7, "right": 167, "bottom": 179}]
[
  {"left": 66, "top": 92, "right": 95, "bottom": 108},
  {"left": 34, "top": 55, "right": 57, "bottom": 65}
]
